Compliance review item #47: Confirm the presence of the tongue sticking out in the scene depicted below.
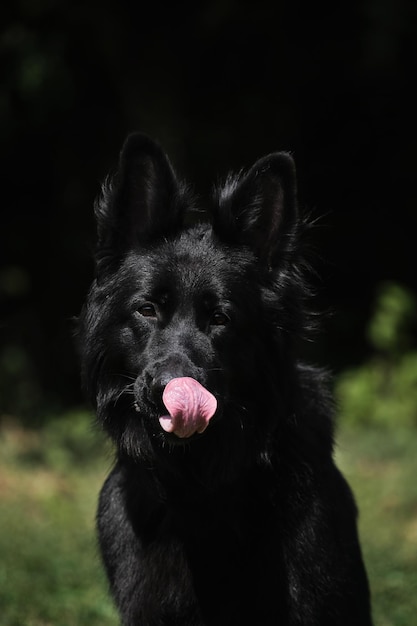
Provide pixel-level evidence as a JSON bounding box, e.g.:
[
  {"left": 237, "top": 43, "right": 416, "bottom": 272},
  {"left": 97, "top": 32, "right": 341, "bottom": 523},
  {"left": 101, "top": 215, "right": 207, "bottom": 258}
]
[{"left": 159, "top": 377, "right": 217, "bottom": 438}]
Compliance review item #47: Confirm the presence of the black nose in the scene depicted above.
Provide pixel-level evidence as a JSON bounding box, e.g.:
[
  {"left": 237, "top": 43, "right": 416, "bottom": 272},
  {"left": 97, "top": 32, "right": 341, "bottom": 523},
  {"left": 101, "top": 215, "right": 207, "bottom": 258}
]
[
  {"left": 150, "top": 372, "right": 172, "bottom": 405},
  {"left": 147, "top": 358, "right": 205, "bottom": 407}
]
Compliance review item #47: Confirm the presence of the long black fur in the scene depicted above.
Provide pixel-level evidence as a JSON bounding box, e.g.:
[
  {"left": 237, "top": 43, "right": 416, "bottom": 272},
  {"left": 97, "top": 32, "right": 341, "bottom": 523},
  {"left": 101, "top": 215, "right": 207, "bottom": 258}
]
[{"left": 77, "top": 133, "right": 372, "bottom": 625}]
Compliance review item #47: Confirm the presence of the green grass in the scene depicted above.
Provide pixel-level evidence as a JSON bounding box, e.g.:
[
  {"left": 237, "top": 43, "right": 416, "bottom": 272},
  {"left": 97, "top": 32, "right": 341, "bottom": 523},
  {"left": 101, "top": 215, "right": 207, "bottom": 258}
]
[
  {"left": 336, "top": 425, "right": 417, "bottom": 626},
  {"left": 1, "top": 411, "right": 416, "bottom": 625},
  {"left": 0, "top": 412, "right": 118, "bottom": 626}
]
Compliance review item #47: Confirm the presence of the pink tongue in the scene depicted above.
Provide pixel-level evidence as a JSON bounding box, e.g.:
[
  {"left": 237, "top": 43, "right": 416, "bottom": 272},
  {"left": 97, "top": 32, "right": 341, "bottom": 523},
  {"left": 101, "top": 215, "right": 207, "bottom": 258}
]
[{"left": 159, "top": 377, "right": 217, "bottom": 438}]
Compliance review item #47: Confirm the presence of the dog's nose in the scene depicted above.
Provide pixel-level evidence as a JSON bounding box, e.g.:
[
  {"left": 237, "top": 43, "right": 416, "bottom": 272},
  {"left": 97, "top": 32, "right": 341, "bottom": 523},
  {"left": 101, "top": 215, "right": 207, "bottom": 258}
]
[
  {"left": 150, "top": 373, "right": 172, "bottom": 405},
  {"left": 148, "top": 358, "right": 205, "bottom": 406}
]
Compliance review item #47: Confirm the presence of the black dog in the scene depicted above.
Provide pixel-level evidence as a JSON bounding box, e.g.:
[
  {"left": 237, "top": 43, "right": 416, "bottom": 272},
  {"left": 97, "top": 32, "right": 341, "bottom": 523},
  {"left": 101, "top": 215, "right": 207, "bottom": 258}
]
[{"left": 78, "top": 134, "right": 372, "bottom": 625}]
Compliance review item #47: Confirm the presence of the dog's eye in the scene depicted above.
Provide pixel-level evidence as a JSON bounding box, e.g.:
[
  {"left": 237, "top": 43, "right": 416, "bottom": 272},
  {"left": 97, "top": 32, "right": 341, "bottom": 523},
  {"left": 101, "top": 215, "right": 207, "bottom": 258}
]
[
  {"left": 210, "top": 310, "right": 230, "bottom": 326},
  {"left": 137, "top": 303, "right": 157, "bottom": 319}
]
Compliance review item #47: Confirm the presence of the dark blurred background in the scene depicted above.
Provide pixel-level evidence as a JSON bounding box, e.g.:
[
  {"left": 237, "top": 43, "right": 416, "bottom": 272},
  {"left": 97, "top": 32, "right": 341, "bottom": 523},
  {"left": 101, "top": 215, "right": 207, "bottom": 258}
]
[{"left": 1, "top": 0, "right": 416, "bottom": 420}]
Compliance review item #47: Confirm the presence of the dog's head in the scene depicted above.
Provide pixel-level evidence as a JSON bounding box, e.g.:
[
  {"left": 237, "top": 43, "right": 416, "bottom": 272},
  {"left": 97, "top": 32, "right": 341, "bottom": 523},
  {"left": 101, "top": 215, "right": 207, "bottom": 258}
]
[{"left": 78, "top": 134, "right": 306, "bottom": 463}]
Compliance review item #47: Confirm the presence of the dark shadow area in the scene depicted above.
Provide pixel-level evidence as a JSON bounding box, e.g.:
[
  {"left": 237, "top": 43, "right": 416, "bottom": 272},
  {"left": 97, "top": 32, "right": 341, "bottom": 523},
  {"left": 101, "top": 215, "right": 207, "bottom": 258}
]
[{"left": 1, "top": 0, "right": 416, "bottom": 420}]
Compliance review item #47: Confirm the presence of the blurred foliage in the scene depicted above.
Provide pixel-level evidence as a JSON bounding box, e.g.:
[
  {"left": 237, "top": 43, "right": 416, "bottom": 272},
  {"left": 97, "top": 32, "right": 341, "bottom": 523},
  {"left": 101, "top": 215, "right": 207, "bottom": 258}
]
[
  {"left": 337, "top": 283, "right": 417, "bottom": 428},
  {"left": 0, "top": 411, "right": 117, "bottom": 626},
  {"left": 368, "top": 283, "right": 416, "bottom": 354},
  {"left": 1, "top": 409, "right": 111, "bottom": 471},
  {"left": 336, "top": 425, "right": 417, "bottom": 626}
]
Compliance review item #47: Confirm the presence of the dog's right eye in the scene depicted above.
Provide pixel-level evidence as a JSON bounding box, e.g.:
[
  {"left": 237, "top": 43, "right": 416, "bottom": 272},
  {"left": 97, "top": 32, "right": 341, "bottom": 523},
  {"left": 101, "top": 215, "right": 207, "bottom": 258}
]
[
  {"left": 137, "top": 303, "right": 157, "bottom": 319},
  {"left": 210, "top": 310, "right": 230, "bottom": 326}
]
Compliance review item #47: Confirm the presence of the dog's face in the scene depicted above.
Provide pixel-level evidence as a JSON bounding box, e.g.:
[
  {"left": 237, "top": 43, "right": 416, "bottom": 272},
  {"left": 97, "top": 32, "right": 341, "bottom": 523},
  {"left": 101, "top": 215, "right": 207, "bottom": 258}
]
[{"left": 79, "top": 134, "right": 303, "bottom": 460}]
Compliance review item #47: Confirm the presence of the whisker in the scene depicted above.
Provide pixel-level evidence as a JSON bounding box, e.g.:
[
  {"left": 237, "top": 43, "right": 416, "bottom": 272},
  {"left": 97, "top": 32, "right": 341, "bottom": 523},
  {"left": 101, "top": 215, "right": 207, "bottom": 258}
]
[
  {"left": 117, "top": 372, "right": 136, "bottom": 382},
  {"left": 113, "top": 388, "right": 127, "bottom": 406}
]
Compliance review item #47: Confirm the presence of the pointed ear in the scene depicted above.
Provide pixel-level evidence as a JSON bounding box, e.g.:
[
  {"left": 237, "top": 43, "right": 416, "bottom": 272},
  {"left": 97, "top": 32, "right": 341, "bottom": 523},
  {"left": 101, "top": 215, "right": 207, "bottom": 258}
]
[
  {"left": 212, "top": 152, "right": 299, "bottom": 267},
  {"left": 94, "top": 133, "right": 187, "bottom": 270}
]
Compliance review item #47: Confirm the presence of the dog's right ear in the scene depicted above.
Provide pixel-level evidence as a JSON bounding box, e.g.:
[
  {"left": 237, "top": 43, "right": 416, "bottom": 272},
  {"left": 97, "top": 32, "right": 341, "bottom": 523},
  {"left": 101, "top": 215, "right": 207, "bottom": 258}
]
[{"left": 94, "top": 133, "right": 187, "bottom": 271}]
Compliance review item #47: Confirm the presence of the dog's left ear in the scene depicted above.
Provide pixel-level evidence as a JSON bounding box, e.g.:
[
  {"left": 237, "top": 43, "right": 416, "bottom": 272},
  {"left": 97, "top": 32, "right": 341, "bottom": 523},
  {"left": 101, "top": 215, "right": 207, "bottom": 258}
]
[
  {"left": 95, "top": 133, "right": 188, "bottom": 271},
  {"left": 213, "top": 152, "right": 299, "bottom": 267}
]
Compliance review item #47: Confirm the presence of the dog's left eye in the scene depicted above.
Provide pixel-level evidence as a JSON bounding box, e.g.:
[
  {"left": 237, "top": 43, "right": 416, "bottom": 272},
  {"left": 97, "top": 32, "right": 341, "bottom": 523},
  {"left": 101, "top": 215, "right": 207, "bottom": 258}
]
[
  {"left": 210, "top": 310, "right": 230, "bottom": 326},
  {"left": 137, "top": 303, "right": 157, "bottom": 319}
]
